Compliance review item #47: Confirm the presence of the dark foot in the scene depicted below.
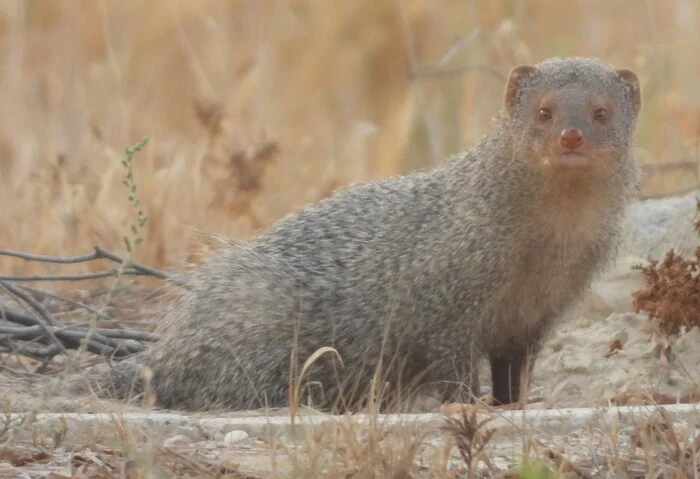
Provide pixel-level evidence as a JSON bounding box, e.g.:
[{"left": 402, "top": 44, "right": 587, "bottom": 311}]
[{"left": 490, "top": 353, "right": 534, "bottom": 405}]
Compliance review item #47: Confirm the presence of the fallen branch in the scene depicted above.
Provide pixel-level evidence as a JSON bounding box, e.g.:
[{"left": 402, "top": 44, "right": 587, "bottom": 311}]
[
  {"left": 0, "top": 340, "right": 64, "bottom": 362},
  {"left": 0, "top": 269, "right": 154, "bottom": 282},
  {"left": 0, "top": 245, "right": 169, "bottom": 280},
  {"left": 12, "top": 283, "right": 116, "bottom": 322},
  {"left": 0, "top": 245, "right": 172, "bottom": 368},
  {"left": 0, "top": 297, "right": 156, "bottom": 361},
  {"left": 0, "top": 281, "right": 68, "bottom": 357},
  {"left": 0, "top": 321, "right": 158, "bottom": 342},
  {"left": 1, "top": 280, "right": 138, "bottom": 355}
]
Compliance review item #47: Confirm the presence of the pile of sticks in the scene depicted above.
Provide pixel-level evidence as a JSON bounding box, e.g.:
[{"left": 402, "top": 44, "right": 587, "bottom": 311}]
[{"left": 0, "top": 246, "right": 171, "bottom": 372}]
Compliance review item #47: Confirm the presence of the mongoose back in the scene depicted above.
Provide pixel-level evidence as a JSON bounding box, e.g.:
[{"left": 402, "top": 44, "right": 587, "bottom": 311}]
[{"left": 82, "top": 57, "right": 642, "bottom": 412}]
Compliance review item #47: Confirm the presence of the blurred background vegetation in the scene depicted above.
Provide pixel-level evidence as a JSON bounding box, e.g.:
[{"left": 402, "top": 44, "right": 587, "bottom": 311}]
[{"left": 1, "top": 0, "right": 699, "bottom": 275}]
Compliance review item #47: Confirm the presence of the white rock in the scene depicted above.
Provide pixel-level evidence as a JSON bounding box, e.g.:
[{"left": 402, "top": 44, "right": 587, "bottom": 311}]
[
  {"left": 581, "top": 255, "right": 647, "bottom": 318},
  {"left": 163, "top": 434, "right": 192, "bottom": 447},
  {"left": 223, "top": 429, "right": 250, "bottom": 445},
  {"left": 621, "top": 190, "right": 700, "bottom": 261}
]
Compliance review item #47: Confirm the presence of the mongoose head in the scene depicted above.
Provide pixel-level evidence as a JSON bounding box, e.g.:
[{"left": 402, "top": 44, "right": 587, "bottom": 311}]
[{"left": 503, "top": 57, "right": 641, "bottom": 174}]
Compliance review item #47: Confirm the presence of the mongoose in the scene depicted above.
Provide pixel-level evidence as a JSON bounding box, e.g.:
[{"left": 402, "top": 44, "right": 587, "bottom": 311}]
[{"left": 80, "top": 57, "right": 642, "bottom": 412}]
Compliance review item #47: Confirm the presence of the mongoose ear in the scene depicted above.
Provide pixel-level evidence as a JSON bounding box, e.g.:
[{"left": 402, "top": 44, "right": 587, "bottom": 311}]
[
  {"left": 614, "top": 69, "right": 642, "bottom": 114},
  {"left": 504, "top": 65, "right": 537, "bottom": 115}
]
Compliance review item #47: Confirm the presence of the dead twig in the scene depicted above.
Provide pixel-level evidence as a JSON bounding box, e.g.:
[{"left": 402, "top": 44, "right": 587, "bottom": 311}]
[
  {"left": 0, "top": 245, "right": 170, "bottom": 367},
  {"left": 0, "top": 302, "right": 153, "bottom": 360},
  {"left": 0, "top": 244, "right": 191, "bottom": 287},
  {"left": 0, "top": 268, "right": 155, "bottom": 282},
  {"left": 13, "top": 283, "right": 116, "bottom": 322},
  {"left": 0, "top": 280, "right": 68, "bottom": 356},
  {"left": 0, "top": 245, "right": 169, "bottom": 279},
  {"left": 0, "top": 341, "right": 63, "bottom": 361},
  {"left": 0, "top": 321, "right": 158, "bottom": 342}
]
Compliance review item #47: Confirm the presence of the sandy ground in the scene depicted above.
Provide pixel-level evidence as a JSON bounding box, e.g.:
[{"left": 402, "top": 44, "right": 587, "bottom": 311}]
[{"left": 531, "top": 256, "right": 700, "bottom": 408}]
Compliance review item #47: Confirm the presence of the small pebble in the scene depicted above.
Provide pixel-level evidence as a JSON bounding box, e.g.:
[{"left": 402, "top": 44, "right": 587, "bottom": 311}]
[
  {"left": 163, "top": 434, "right": 192, "bottom": 447},
  {"left": 196, "top": 440, "right": 225, "bottom": 450},
  {"left": 224, "top": 430, "right": 250, "bottom": 445}
]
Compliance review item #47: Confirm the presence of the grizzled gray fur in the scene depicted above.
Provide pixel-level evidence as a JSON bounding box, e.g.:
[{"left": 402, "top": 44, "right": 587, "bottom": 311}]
[{"left": 79, "top": 57, "right": 643, "bottom": 412}]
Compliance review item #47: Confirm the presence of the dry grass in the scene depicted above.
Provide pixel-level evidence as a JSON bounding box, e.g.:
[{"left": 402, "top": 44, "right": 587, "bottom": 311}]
[{"left": 2, "top": 397, "right": 700, "bottom": 477}]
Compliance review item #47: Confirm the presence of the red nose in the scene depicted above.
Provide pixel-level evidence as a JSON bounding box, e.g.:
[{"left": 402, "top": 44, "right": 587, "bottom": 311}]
[{"left": 559, "top": 129, "right": 584, "bottom": 149}]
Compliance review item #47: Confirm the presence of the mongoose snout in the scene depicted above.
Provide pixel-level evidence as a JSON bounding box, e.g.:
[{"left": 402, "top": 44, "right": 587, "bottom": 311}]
[{"left": 559, "top": 128, "right": 584, "bottom": 150}]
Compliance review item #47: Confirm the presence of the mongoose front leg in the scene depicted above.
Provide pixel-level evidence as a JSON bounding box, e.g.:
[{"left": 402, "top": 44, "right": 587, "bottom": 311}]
[{"left": 489, "top": 344, "right": 538, "bottom": 406}]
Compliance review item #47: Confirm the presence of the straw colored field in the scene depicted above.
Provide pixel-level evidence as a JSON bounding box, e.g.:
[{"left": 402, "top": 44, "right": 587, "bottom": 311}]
[{"left": 1, "top": 0, "right": 700, "bottom": 276}]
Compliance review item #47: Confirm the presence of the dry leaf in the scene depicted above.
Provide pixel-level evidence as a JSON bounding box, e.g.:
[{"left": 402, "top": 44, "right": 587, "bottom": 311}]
[
  {"left": 603, "top": 338, "right": 624, "bottom": 358},
  {"left": 0, "top": 450, "right": 51, "bottom": 467},
  {"left": 632, "top": 203, "right": 700, "bottom": 336}
]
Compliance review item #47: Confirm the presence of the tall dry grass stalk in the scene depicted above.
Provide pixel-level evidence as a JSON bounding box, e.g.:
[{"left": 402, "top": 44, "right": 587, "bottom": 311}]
[{"left": 1, "top": 0, "right": 699, "bottom": 278}]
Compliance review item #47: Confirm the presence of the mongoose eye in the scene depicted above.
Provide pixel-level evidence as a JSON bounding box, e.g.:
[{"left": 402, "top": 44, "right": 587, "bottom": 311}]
[
  {"left": 594, "top": 108, "right": 607, "bottom": 121},
  {"left": 538, "top": 108, "right": 552, "bottom": 122}
]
